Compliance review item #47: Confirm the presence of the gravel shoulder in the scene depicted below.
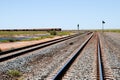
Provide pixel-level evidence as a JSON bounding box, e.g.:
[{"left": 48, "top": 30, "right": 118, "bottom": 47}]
[{"left": 99, "top": 32, "right": 120, "bottom": 80}]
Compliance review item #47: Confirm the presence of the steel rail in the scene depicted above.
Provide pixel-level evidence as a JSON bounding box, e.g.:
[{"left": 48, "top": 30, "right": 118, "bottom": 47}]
[
  {"left": 53, "top": 33, "right": 93, "bottom": 80},
  {"left": 97, "top": 36, "right": 104, "bottom": 80},
  {"left": 0, "top": 33, "right": 86, "bottom": 62}
]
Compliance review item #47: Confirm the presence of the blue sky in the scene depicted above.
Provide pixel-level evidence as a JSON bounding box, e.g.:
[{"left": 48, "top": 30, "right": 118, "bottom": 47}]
[{"left": 0, "top": 0, "right": 120, "bottom": 30}]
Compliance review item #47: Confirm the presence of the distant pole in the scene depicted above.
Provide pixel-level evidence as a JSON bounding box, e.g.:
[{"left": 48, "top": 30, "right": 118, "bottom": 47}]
[
  {"left": 77, "top": 24, "right": 79, "bottom": 33},
  {"left": 102, "top": 21, "right": 105, "bottom": 33}
]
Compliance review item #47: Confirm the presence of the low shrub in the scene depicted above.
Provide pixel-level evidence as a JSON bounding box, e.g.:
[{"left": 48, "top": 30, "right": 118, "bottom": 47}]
[
  {"left": 0, "top": 48, "right": 2, "bottom": 52},
  {"left": 8, "top": 39, "right": 18, "bottom": 42},
  {"left": 49, "top": 30, "right": 57, "bottom": 35}
]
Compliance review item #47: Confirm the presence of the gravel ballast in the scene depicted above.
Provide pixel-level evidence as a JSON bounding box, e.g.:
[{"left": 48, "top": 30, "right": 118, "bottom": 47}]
[
  {"left": 0, "top": 33, "right": 89, "bottom": 80},
  {"left": 61, "top": 34, "right": 97, "bottom": 80}
]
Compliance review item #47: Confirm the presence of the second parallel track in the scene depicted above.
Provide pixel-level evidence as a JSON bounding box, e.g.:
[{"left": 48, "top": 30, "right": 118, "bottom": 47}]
[{"left": 0, "top": 33, "right": 89, "bottom": 62}]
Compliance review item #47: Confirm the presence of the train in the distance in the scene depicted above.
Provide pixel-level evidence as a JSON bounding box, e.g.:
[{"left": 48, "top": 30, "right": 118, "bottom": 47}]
[{"left": 0, "top": 28, "right": 61, "bottom": 31}]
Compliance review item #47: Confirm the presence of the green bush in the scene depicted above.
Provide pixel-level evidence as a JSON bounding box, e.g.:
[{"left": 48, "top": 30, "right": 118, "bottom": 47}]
[
  {"left": 8, "top": 70, "right": 21, "bottom": 77},
  {"left": 49, "top": 30, "right": 57, "bottom": 35}
]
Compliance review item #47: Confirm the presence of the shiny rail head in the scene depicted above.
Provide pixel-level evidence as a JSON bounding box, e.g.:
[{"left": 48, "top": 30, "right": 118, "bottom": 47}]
[{"left": 97, "top": 36, "right": 104, "bottom": 80}]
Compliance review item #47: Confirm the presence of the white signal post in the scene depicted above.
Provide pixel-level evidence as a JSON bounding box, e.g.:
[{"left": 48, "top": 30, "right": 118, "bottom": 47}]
[
  {"left": 77, "top": 24, "right": 79, "bottom": 33},
  {"left": 102, "top": 21, "right": 105, "bottom": 33}
]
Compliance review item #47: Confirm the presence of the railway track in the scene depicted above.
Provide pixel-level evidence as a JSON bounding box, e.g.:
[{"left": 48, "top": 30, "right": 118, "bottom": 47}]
[
  {"left": 1, "top": 32, "right": 114, "bottom": 80},
  {"left": 0, "top": 33, "right": 85, "bottom": 62},
  {"left": 49, "top": 33, "right": 106, "bottom": 80}
]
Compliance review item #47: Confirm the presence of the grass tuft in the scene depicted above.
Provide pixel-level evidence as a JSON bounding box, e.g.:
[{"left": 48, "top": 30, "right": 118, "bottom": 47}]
[{"left": 7, "top": 70, "right": 22, "bottom": 77}]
